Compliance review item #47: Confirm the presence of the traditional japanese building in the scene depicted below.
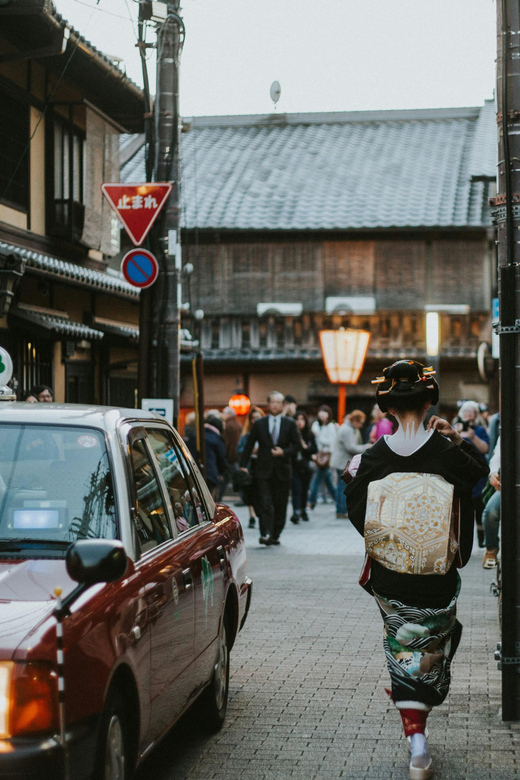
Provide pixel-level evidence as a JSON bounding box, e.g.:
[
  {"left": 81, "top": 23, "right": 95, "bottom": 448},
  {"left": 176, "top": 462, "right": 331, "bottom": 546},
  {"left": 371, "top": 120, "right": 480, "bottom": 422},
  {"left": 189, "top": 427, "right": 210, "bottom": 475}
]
[
  {"left": 122, "top": 102, "right": 497, "bottom": 418},
  {"left": 0, "top": 0, "right": 144, "bottom": 404}
]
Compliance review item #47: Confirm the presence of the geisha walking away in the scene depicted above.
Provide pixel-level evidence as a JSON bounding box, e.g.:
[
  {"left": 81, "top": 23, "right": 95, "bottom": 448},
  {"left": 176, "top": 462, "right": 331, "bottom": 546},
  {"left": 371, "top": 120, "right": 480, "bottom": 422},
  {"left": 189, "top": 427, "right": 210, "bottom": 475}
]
[{"left": 345, "top": 361, "right": 489, "bottom": 779}]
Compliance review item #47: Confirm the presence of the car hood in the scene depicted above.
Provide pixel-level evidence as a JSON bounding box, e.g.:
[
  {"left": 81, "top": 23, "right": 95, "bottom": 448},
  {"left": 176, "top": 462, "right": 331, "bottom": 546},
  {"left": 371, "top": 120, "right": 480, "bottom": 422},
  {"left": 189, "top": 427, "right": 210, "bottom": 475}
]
[{"left": 0, "top": 559, "right": 76, "bottom": 660}]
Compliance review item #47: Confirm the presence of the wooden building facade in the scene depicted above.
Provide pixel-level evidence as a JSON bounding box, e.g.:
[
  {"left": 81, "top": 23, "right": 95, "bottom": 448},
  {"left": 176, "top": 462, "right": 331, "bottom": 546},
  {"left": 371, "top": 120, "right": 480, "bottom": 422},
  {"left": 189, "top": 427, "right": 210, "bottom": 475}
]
[
  {"left": 0, "top": 0, "right": 144, "bottom": 404},
  {"left": 121, "top": 103, "right": 499, "bottom": 418}
]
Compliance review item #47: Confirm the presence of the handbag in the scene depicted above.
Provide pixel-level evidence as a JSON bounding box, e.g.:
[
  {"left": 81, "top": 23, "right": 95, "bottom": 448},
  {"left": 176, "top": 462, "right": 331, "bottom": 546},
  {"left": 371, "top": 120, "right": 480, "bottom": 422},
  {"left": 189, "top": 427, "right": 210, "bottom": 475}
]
[
  {"left": 315, "top": 451, "right": 331, "bottom": 469},
  {"left": 232, "top": 469, "right": 253, "bottom": 491}
]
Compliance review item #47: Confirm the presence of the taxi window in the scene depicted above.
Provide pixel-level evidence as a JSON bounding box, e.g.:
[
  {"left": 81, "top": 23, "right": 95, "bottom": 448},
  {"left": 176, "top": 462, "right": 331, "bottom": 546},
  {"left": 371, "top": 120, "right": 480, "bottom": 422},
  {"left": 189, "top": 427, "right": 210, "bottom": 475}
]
[
  {"left": 129, "top": 438, "right": 172, "bottom": 554},
  {"left": 146, "top": 428, "right": 206, "bottom": 532},
  {"left": 0, "top": 424, "right": 116, "bottom": 543}
]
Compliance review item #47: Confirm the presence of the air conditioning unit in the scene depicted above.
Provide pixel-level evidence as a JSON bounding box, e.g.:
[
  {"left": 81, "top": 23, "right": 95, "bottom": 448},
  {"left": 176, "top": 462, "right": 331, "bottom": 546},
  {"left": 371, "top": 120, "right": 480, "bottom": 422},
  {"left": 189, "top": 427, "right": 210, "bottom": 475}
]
[
  {"left": 257, "top": 302, "right": 303, "bottom": 317},
  {"left": 325, "top": 296, "right": 376, "bottom": 315}
]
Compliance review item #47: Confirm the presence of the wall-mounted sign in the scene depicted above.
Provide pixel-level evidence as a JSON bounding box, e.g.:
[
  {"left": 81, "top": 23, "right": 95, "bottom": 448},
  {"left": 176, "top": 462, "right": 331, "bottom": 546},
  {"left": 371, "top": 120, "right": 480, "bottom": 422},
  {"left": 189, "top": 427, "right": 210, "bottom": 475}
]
[{"left": 142, "top": 398, "right": 174, "bottom": 423}]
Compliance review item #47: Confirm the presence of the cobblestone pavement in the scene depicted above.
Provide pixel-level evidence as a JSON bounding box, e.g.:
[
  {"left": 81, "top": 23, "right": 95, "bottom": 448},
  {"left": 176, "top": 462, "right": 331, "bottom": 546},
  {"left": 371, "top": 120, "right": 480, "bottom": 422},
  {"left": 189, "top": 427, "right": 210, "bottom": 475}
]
[{"left": 136, "top": 501, "right": 520, "bottom": 780}]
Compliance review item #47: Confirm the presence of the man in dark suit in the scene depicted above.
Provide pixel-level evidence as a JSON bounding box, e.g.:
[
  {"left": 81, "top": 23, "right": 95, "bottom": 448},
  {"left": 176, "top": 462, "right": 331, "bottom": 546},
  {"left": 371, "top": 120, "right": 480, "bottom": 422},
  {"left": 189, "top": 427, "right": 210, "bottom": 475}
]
[{"left": 240, "top": 390, "right": 300, "bottom": 545}]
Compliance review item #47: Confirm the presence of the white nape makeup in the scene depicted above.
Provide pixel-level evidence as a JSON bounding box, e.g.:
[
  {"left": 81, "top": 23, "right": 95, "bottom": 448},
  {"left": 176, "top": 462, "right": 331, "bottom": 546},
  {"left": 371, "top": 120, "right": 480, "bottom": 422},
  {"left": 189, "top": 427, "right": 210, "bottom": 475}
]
[{"left": 385, "top": 412, "right": 433, "bottom": 457}]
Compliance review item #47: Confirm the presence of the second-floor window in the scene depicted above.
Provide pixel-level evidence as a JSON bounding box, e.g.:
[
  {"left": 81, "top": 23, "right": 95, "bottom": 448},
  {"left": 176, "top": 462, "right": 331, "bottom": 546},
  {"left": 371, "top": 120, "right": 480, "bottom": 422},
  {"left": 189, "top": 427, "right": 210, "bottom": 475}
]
[
  {"left": 0, "top": 91, "right": 29, "bottom": 212},
  {"left": 47, "top": 107, "right": 85, "bottom": 240}
]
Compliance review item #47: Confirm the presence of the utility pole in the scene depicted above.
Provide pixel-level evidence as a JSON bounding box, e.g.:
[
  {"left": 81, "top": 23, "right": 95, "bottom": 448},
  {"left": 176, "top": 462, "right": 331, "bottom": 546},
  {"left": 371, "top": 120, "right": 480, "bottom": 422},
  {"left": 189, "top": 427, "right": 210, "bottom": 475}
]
[
  {"left": 493, "top": 0, "right": 520, "bottom": 721},
  {"left": 139, "top": 1, "right": 185, "bottom": 423}
]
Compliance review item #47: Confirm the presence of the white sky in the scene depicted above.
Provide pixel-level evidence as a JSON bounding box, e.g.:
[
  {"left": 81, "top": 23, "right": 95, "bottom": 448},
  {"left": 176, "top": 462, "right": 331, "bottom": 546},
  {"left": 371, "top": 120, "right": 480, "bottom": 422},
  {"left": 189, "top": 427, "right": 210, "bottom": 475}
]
[{"left": 55, "top": 0, "right": 497, "bottom": 117}]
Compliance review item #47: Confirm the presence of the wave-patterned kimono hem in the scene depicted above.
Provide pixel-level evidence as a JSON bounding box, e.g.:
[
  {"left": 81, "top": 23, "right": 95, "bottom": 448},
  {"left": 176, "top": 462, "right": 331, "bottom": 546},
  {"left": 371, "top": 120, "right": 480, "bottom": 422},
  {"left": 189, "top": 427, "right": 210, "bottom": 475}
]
[{"left": 374, "top": 577, "right": 462, "bottom": 709}]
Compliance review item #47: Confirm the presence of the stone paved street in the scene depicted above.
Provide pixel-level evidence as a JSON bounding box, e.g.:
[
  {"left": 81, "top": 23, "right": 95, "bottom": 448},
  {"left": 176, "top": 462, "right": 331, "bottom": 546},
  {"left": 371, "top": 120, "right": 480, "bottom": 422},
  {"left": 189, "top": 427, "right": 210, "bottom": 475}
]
[{"left": 136, "top": 502, "right": 520, "bottom": 780}]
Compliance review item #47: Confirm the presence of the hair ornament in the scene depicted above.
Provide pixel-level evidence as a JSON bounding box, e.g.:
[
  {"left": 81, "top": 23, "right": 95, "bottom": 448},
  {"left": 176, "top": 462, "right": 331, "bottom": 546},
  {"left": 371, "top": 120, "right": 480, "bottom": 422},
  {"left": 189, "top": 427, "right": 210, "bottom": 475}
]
[{"left": 371, "top": 359, "right": 439, "bottom": 412}]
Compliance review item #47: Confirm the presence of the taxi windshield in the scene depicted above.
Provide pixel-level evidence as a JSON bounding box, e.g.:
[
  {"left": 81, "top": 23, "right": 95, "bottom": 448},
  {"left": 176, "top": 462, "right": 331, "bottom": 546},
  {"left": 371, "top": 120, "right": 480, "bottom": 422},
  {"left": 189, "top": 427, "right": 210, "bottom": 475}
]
[{"left": 0, "top": 424, "right": 116, "bottom": 546}]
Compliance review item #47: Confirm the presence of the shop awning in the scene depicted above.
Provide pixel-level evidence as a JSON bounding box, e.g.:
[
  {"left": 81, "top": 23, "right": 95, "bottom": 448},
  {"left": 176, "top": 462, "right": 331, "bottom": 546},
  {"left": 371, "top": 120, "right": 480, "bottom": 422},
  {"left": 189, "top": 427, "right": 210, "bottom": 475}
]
[
  {"left": 10, "top": 308, "right": 104, "bottom": 341},
  {"left": 93, "top": 317, "right": 139, "bottom": 343},
  {"left": 0, "top": 240, "right": 139, "bottom": 300}
]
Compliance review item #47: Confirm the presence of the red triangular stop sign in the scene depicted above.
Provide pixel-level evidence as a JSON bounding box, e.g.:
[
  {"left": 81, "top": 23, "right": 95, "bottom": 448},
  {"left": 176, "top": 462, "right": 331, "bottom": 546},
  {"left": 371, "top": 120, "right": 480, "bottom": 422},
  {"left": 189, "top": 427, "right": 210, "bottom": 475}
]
[{"left": 101, "top": 182, "right": 173, "bottom": 246}]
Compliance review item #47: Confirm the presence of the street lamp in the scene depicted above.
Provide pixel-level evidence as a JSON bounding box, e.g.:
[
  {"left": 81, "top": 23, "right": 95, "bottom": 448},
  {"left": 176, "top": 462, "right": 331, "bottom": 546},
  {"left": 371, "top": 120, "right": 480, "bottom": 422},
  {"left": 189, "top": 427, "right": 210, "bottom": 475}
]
[
  {"left": 424, "top": 309, "right": 441, "bottom": 414},
  {"left": 318, "top": 328, "right": 371, "bottom": 422},
  {"left": 425, "top": 311, "right": 440, "bottom": 358}
]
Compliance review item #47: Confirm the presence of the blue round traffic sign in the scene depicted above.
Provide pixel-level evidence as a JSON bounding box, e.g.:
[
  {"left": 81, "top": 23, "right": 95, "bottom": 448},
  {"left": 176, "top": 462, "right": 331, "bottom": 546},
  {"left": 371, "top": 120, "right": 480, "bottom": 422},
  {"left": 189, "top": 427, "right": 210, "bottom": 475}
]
[{"left": 121, "top": 249, "right": 159, "bottom": 289}]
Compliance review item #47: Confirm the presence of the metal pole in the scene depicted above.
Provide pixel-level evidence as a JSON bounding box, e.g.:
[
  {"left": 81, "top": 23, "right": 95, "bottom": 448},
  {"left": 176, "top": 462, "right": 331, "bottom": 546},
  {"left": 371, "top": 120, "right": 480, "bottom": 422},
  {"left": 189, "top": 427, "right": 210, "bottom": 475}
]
[
  {"left": 151, "top": 2, "right": 184, "bottom": 421},
  {"left": 196, "top": 351, "right": 206, "bottom": 474},
  {"left": 337, "top": 385, "right": 347, "bottom": 423},
  {"left": 493, "top": 0, "right": 520, "bottom": 721},
  {"left": 53, "top": 587, "right": 69, "bottom": 780}
]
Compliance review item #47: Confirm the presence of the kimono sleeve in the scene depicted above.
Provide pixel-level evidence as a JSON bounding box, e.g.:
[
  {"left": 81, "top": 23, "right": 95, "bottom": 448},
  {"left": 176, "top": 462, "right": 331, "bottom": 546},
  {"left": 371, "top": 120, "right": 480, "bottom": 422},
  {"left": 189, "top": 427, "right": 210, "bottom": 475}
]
[
  {"left": 344, "top": 450, "right": 378, "bottom": 536},
  {"left": 445, "top": 439, "right": 489, "bottom": 491}
]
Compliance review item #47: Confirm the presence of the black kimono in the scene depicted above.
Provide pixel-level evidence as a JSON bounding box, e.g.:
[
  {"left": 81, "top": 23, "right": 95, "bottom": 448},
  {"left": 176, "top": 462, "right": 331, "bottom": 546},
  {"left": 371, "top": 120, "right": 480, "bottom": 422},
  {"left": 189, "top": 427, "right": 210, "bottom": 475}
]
[{"left": 344, "top": 430, "right": 489, "bottom": 710}]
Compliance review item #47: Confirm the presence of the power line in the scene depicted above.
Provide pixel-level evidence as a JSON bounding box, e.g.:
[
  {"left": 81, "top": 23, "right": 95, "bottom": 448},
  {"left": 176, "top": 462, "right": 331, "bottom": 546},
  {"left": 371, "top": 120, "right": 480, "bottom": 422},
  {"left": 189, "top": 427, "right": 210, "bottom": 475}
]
[{"left": 69, "top": 0, "right": 136, "bottom": 22}]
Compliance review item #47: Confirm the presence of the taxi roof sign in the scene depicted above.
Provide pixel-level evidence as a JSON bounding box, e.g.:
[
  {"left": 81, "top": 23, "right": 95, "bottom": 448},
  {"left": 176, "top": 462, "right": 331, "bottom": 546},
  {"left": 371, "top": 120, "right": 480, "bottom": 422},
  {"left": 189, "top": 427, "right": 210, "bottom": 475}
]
[{"left": 101, "top": 182, "right": 172, "bottom": 246}]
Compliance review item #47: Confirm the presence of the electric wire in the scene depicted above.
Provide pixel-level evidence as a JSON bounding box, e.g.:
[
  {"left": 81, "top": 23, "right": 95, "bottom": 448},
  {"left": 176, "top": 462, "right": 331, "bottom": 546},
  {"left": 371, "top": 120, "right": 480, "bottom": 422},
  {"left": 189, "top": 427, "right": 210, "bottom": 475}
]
[{"left": 68, "top": 0, "right": 136, "bottom": 22}]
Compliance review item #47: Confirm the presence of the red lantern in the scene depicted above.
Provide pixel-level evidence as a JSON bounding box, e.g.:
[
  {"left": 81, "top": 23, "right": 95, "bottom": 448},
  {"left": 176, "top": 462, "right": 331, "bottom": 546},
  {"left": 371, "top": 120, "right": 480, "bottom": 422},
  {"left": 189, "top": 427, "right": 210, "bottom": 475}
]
[{"left": 229, "top": 393, "right": 251, "bottom": 416}]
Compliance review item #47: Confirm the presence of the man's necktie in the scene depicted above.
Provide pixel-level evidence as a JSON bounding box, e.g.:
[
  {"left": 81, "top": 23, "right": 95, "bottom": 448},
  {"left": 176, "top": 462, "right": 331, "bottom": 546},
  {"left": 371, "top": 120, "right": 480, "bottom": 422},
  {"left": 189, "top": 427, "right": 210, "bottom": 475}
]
[{"left": 271, "top": 417, "right": 279, "bottom": 445}]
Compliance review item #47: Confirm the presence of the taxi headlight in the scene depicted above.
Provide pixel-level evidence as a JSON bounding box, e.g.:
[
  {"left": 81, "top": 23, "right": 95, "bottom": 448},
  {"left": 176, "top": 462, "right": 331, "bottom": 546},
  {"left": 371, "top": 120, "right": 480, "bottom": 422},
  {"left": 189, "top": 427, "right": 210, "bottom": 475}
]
[{"left": 0, "top": 662, "right": 59, "bottom": 738}]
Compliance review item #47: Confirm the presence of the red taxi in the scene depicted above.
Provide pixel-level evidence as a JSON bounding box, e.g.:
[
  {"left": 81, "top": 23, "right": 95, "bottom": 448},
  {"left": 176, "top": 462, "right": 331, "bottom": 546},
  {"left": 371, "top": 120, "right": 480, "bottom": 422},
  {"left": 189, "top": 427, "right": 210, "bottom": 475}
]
[{"left": 0, "top": 404, "right": 252, "bottom": 779}]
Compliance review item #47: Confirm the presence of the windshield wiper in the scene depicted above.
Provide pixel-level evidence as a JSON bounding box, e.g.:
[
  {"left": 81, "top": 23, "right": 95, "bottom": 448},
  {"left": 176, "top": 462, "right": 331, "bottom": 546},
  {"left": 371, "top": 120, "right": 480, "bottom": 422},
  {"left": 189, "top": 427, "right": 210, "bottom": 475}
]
[{"left": 0, "top": 539, "right": 71, "bottom": 551}]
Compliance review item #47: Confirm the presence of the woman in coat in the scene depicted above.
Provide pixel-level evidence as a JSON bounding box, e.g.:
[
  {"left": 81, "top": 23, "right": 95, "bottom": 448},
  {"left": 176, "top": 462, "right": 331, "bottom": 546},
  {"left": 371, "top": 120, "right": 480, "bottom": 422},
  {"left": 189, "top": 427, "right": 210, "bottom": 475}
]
[
  {"left": 237, "top": 405, "right": 265, "bottom": 528},
  {"left": 344, "top": 361, "right": 488, "bottom": 779},
  {"left": 308, "top": 405, "right": 337, "bottom": 509},
  {"left": 290, "top": 410, "right": 317, "bottom": 523},
  {"left": 188, "top": 415, "right": 227, "bottom": 499},
  {"left": 330, "top": 409, "right": 371, "bottom": 518}
]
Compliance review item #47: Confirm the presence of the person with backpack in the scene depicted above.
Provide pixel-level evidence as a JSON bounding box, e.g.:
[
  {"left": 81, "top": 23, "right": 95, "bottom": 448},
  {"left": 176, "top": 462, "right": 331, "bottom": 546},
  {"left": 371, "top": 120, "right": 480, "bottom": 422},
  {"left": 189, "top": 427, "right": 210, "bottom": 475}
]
[{"left": 344, "top": 360, "right": 488, "bottom": 780}]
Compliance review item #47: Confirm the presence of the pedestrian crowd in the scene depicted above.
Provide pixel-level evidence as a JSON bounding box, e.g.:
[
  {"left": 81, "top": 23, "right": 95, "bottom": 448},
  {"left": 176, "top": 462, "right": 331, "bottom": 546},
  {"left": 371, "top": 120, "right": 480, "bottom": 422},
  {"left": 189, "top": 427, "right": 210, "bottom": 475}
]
[{"left": 183, "top": 390, "right": 500, "bottom": 563}]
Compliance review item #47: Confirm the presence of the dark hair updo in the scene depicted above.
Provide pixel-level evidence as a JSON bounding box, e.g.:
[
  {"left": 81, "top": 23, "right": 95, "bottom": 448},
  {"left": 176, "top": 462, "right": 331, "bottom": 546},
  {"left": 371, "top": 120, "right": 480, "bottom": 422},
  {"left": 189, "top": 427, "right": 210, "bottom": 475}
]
[{"left": 371, "top": 360, "right": 439, "bottom": 413}]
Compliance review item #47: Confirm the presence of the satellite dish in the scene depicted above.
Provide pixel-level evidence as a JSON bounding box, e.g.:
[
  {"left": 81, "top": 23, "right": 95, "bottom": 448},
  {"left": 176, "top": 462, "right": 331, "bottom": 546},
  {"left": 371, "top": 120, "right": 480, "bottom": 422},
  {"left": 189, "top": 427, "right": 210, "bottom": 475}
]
[{"left": 270, "top": 81, "right": 281, "bottom": 107}]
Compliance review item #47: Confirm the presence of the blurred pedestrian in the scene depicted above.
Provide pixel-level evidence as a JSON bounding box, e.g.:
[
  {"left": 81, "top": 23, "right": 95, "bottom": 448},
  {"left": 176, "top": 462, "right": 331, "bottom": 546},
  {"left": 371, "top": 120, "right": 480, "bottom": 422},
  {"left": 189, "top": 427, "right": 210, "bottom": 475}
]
[
  {"left": 345, "top": 360, "right": 488, "bottom": 780},
  {"left": 239, "top": 391, "right": 300, "bottom": 545},
  {"left": 218, "top": 406, "right": 243, "bottom": 500},
  {"left": 21, "top": 391, "right": 38, "bottom": 403},
  {"left": 283, "top": 394, "right": 298, "bottom": 418},
  {"left": 487, "top": 411, "right": 500, "bottom": 462},
  {"left": 237, "top": 405, "right": 265, "bottom": 528},
  {"left": 31, "top": 384, "right": 53, "bottom": 402},
  {"left": 482, "top": 435, "right": 501, "bottom": 569},
  {"left": 290, "top": 410, "right": 317, "bottom": 524},
  {"left": 308, "top": 405, "right": 337, "bottom": 509},
  {"left": 183, "top": 411, "right": 196, "bottom": 442},
  {"left": 330, "top": 410, "right": 371, "bottom": 518},
  {"left": 368, "top": 404, "right": 393, "bottom": 442},
  {"left": 188, "top": 415, "right": 227, "bottom": 499},
  {"left": 453, "top": 400, "right": 489, "bottom": 547}
]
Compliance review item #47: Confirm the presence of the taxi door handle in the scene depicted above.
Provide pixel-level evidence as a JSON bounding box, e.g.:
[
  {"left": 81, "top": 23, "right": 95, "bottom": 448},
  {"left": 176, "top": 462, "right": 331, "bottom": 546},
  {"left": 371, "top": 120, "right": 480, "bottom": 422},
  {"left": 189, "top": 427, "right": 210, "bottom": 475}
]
[
  {"left": 182, "top": 568, "right": 192, "bottom": 590},
  {"left": 217, "top": 545, "right": 225, "bottom": 564}
]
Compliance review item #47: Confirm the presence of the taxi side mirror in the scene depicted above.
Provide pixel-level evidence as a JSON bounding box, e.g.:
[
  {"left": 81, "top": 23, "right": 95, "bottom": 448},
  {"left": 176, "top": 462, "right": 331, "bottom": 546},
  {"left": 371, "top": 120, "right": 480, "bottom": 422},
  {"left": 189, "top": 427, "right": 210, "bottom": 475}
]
[{"left": 66, "top": 539, "right": 128, "bottom": 586}]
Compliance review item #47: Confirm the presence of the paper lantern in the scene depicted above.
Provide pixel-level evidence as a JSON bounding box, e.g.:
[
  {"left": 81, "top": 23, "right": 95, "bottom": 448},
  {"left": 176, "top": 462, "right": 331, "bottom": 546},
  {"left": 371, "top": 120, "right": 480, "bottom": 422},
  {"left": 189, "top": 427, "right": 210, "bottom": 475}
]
[
  {"left": 319, "top": 328, "right": 371, "bottom": 422},
  {"left": 319, "top": 328, "right": 371, "bottom": 385},
  {"left": 229, "top": 393, "right": 251, "bottom": 416}
]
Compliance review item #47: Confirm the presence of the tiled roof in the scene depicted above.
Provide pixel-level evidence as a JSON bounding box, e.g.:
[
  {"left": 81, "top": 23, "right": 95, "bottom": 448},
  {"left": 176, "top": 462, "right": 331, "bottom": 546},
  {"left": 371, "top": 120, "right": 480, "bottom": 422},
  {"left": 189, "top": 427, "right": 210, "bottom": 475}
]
[
  {"left": 10, "top": 308, "right": 104, "bottom": 341},
  {"left": 121, "top": 102, "right": 496, "bottom": 231},
  {"left": 0, "top": 241, "right": 139, "bottom": 300}
]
